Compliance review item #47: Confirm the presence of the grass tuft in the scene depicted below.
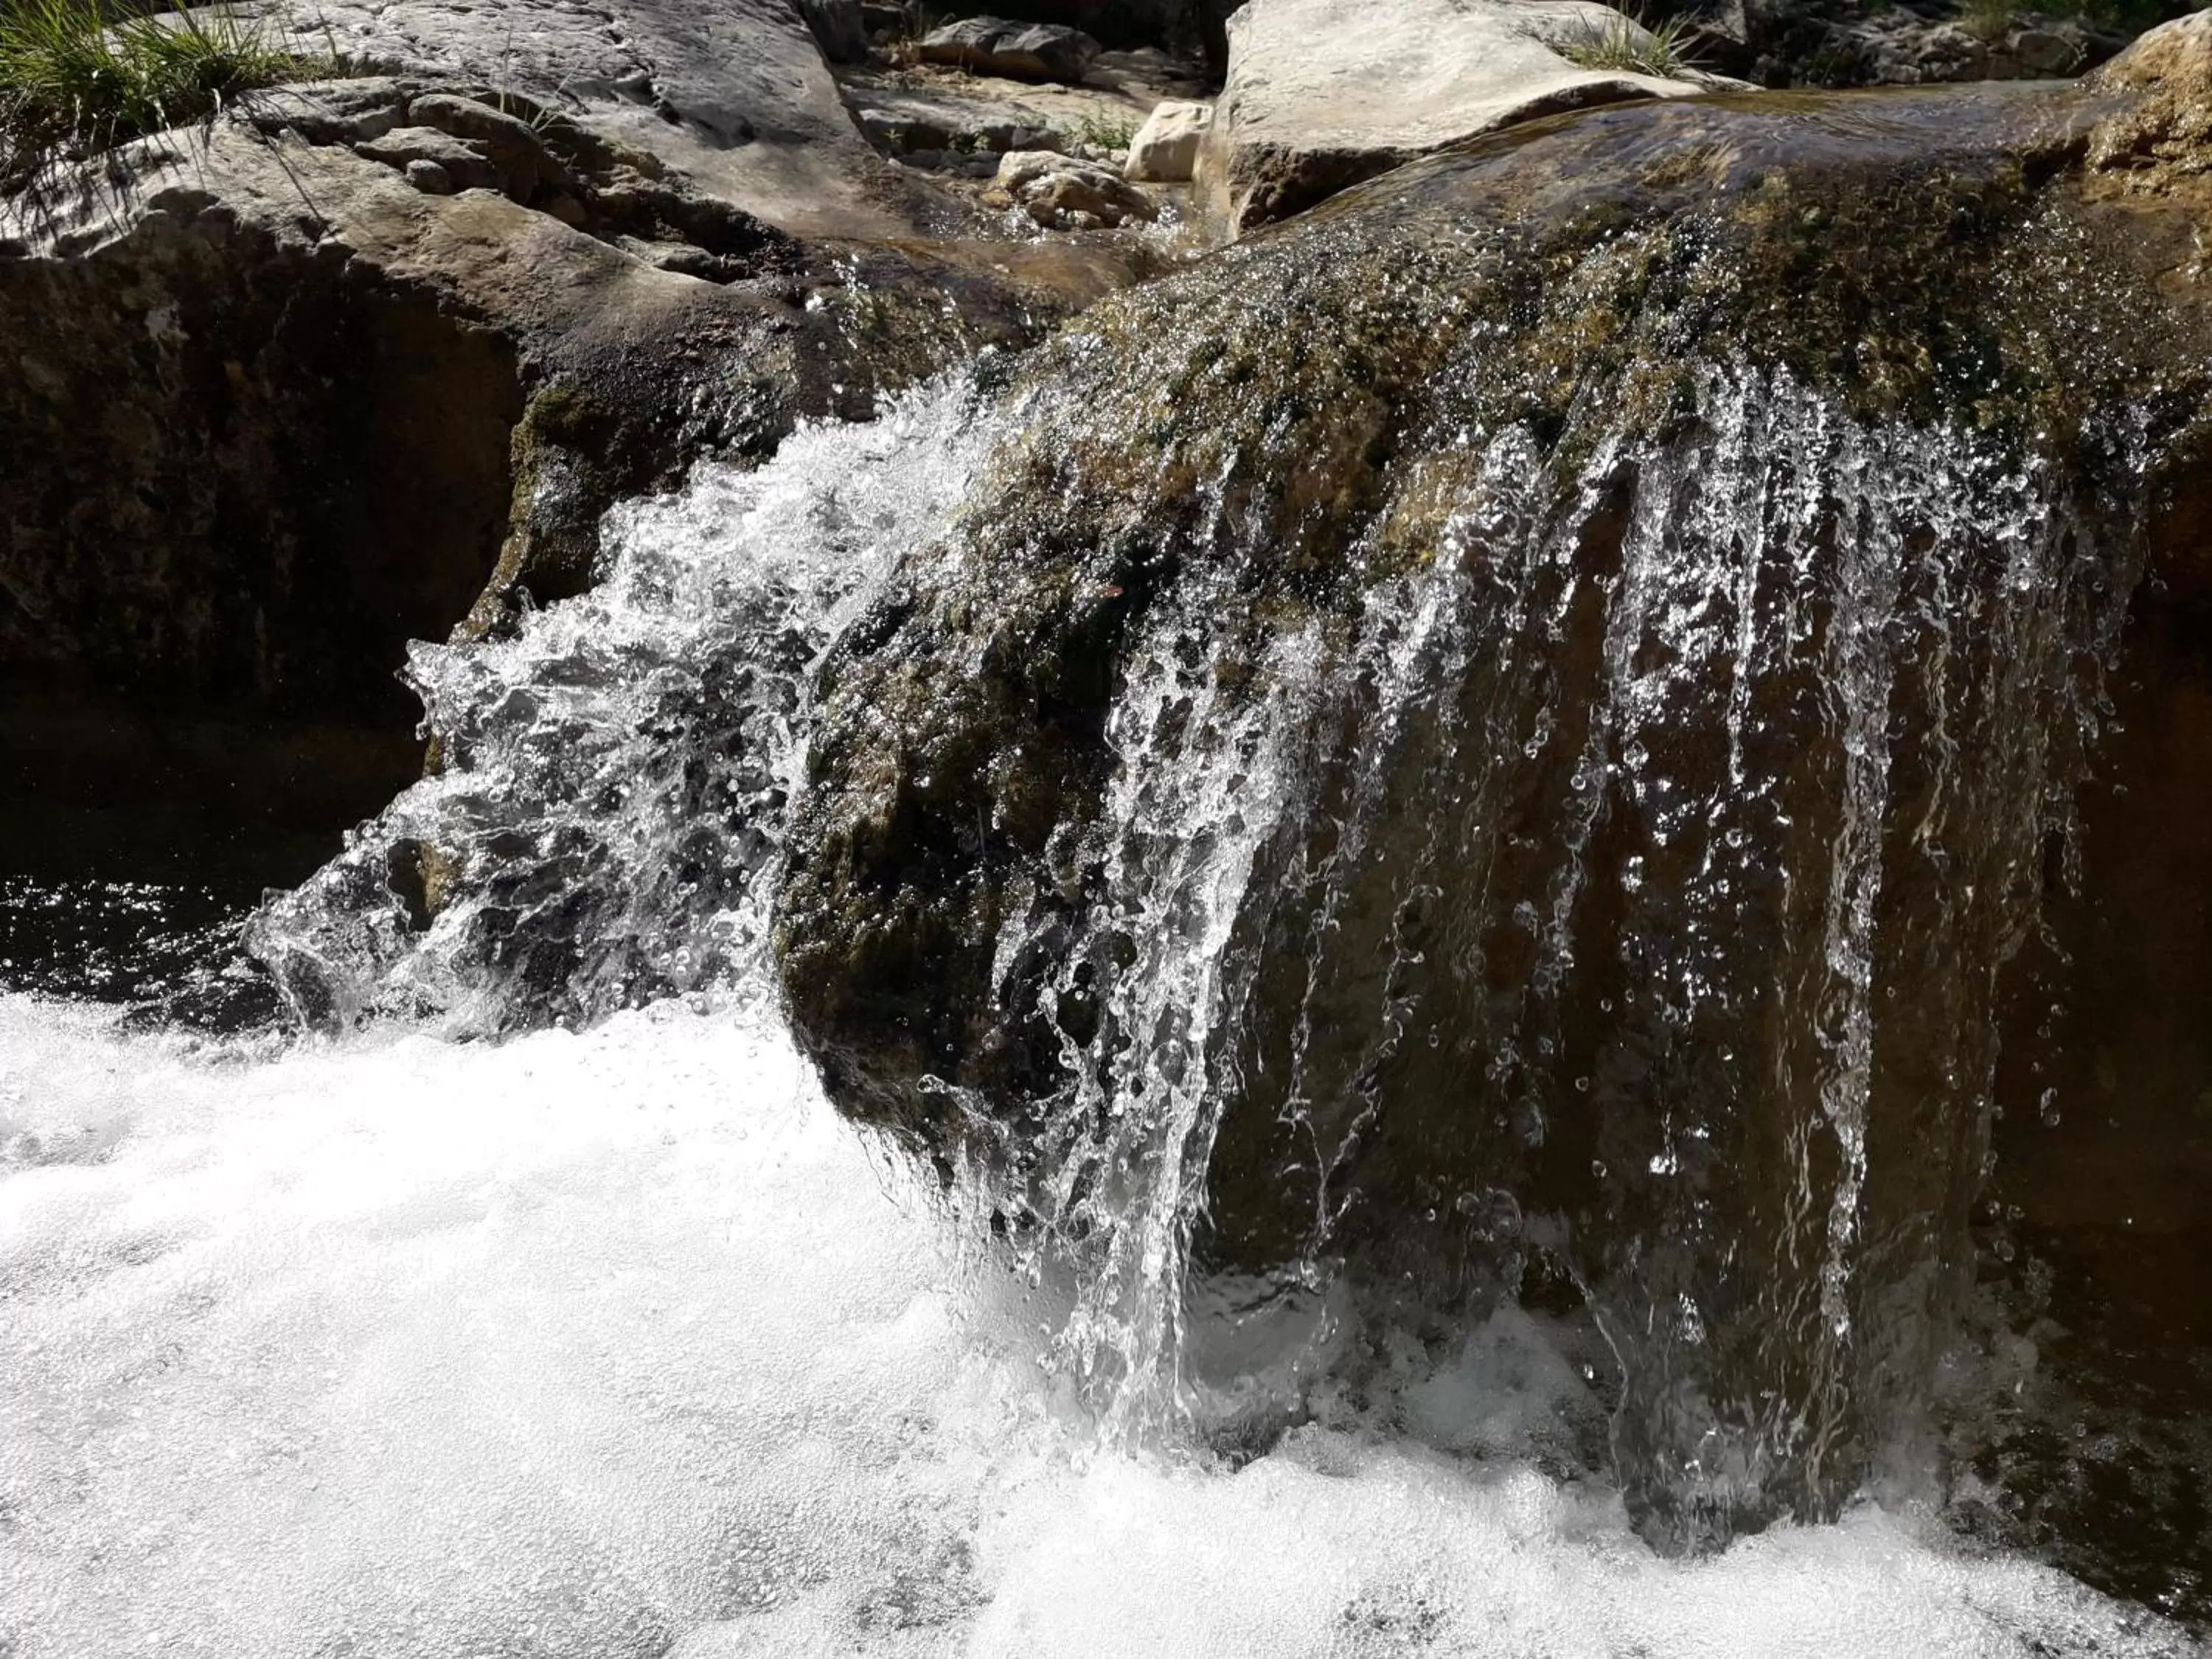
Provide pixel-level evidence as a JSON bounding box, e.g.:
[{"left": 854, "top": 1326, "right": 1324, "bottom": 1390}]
[
  {"left": 1, "top": 0, "right": 327, "bottom": 190},
  {"left": 1556, "top": 7, "right": 1706, "bottom": 79},
  {"left": 1068, "top": 109, "right": 1135, "bottom": 153}
]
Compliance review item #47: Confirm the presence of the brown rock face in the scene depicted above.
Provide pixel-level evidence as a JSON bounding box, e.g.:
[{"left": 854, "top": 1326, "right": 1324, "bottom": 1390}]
[
  {"left": 0, "top": 191, "right": 524, "bottom": 727},
  {"left": 0, "top": 32, "right": 1146, "bottom": 812}
]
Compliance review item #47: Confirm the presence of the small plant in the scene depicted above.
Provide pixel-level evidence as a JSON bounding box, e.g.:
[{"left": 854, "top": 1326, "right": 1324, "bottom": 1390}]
[
  {"left": 882, "top": 3, "right": 948, "bottom": 68},
  {"left": 0, "top": 0, "right": 328, "bottom": 189},
  {"left": 1956, "top": 0, "right": 2019, "bottom": 41},
  {"left": 1068, "top": 109, "right": 1135, "bottom": 153},
  {"left": 1556, "top": 6, "right": 1705, "bottom": 79}
]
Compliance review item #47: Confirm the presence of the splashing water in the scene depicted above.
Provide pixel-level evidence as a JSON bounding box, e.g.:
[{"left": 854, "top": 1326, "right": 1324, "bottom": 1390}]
[
  {"left": 247, "top": 373, "right": 1009, "bottom": 1033},
  {"left": 915, "top": 361, "right": 2153, "bottom": 1545},
  {"left": 1, "top": 994, "right": 2199, "bottom": 1658},
  {"left": 246, "top": 352, "right": 2156, "bottom": 1539}
]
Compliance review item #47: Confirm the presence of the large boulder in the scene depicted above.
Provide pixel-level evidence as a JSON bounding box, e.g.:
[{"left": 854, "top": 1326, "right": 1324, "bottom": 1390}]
[
  {"left": 1194, "top": 0, "right": 1722, "bottom": 237},
  {"left": 776, "top": 72, "right": 2212, "bottom": 1562},
  {"left": 306, "top": 0, "right": 924, "bottom": 234},
  {"left": 919, "top": 15, "right": 1104, "bottom": 83}
]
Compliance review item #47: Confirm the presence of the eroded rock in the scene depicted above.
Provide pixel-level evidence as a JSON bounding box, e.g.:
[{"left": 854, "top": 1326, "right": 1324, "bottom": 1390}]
[
  {"left": 306, "top": 0, "right": 931, "bottom": 234},
  {"left": 1194, "top": 0, "right": 1722, "bottom": 237},
  {"left": 988, "top": 149, "right": 1159, "bottom": 226},
  {"left": 0, "top": 82, "right": 1138, "bottom": 734},
  {"left": 2084, "top": 7, "right": 2212, "bottom": 198},
  {"left": 1124, "top": 97, "right": 1210, "bottom": 181}
]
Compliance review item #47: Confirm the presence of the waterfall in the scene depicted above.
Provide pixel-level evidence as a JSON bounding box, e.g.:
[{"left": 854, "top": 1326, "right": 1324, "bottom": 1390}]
[
  {"left": 7, "top": 336, "right": 2193, "bottom": 1659},
  {"left": 901, "top": 361, "right": 2152, "bottom": 1543},
  {"left": 241, "top": 333, "right": 2156, "bottom": 1557}
]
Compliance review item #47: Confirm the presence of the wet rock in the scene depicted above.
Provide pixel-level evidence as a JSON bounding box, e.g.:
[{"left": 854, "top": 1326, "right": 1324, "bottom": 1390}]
[
  {"left": 1194, "top": 0, "right": 1719, "bottom": 237},
  {"left": 1124, "top": 97, "right": 1209, "bottom": 181},
  {"left": 987, "top": 149, "right": 1158, "bottom": 226},
  {"left": 919, "top": 15, "right": 1103, "bottom": 83},
  {"left": 2083, "top": 7, "right": 2212, "bottom": 197},
  {"left": 778, "top": 79, "right": 2212, "bottom": 1552}
]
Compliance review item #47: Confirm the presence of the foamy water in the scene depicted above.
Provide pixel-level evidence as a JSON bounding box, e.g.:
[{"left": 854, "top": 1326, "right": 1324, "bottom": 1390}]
[{"left": 1, "top": 993, "right": 2194, "bottom": 1658}]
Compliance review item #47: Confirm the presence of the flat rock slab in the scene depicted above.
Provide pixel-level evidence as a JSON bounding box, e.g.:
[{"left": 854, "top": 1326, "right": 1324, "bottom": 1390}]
[{"left": 1197, "top": 0, "right": 1718, "bottom": 236}]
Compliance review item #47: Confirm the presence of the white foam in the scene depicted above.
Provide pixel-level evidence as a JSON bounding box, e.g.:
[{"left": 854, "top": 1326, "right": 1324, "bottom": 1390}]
[{"left": 0, "top": 996, "right": 2194, "bottom": 1658}]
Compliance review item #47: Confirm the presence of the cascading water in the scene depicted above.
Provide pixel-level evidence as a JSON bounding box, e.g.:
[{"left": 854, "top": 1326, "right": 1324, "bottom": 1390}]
[
  {"left": 4, "top": 357, "right": 2201, "bottom": 1655},
  {"left": 246, "top": 375, "right": 1007, "bottom": 1034},
  {"left": 240, "top": 348, "right": 2152, "bottom": 1534},
  {"left": 9, "top": 81, "right": 2211, "bottom": 1657}
]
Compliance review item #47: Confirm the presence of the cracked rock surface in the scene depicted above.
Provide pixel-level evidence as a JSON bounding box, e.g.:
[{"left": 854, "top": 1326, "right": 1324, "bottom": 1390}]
[
  {"left": 306, "top": 0, "right": 932, "bottom": 234},
  {"left": 0, "top": 23, "right": 1146, "bottom": 747}
]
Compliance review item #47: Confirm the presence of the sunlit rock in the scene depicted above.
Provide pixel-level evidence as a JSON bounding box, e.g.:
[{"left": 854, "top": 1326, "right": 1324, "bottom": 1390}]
[
  {"left": 1124, "top": 97, "right": 1211, "bottom": 182},
  {"left": 1193, "top": 0, "right": 1722, "bottom": 237},
  {"left": 988, "top": 148, "right": 1161, "bottom": 226}
]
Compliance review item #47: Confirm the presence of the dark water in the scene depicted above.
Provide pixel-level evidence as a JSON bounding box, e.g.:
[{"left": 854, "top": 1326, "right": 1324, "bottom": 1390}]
[{"left": 0, "top": 677, "right": 422, "bottom": 1020}]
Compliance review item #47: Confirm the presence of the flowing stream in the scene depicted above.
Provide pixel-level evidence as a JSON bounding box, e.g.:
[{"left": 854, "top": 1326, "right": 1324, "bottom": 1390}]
[{"left": 2, "top": 369, "right": 2203, "bottom": 1656}]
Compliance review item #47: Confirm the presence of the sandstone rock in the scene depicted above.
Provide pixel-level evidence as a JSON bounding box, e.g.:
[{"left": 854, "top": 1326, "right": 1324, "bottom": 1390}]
[
  {"left": 1124, "top": 97, "right": 1210, "bottom": 181},
  {"left": 1086, "top": 44, "right": 1209, "bottom": 101},
  {"left": 2084, "top": 7, "right": 2212, "bottom": 197},
  {"left": 406, "top": 91, "right": 575, "bottom": 195},
  {"left": 919, "top": 15, "right": 1103, "bottom": 82},
  {"left": 835, "top": 56, "right": 1169, "bottom": 173},
  {"left": 355, "top": 126, "right": 504, "bottom": 193},
  {"left": 988, "top": 149, "right": 1158, "bottom": 226},
  {"left": 851, "top": 100, "right": 1063, "bottom": 161},
  {"left": 1194, "top": 0, "right": 1718, "bottom": 237},
  {"left": 2091, "top": 3, "right": 2212, "bottom": 94},
  {"left": 0, "top": 87, "right": 1142, "bottom": 734}
]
